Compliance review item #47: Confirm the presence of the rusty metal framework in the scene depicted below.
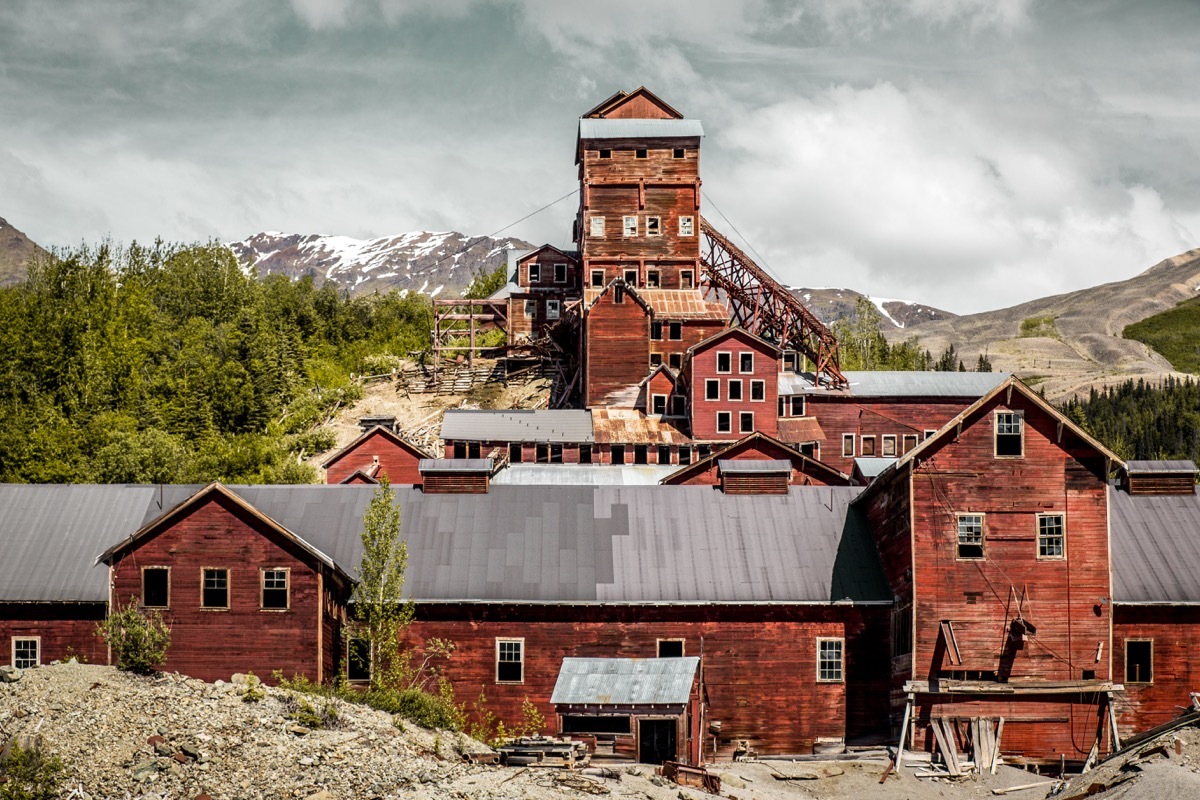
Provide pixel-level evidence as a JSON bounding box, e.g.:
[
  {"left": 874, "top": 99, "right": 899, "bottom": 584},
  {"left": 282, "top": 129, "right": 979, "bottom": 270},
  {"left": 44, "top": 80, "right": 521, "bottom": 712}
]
[{"left": 699, "top": 217, "right": 848, "bottom": 388}]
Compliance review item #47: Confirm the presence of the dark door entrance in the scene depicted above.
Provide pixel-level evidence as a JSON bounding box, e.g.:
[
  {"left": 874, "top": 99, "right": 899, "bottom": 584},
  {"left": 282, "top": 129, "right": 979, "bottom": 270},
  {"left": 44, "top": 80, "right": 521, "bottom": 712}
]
[{"left": 638, "top": 719, "right": 676, "bottom": 764}]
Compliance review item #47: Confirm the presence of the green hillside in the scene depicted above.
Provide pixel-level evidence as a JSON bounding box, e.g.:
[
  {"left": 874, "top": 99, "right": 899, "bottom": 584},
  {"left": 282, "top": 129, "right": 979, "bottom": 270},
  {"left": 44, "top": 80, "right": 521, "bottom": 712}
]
[{"left": 1123, "top": 294, "right": 1200, "bottom": 374}]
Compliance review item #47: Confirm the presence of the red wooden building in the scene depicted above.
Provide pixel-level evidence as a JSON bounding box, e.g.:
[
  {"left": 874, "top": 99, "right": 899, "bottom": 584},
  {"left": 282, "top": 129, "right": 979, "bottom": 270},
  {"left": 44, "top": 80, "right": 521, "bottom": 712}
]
[{"left": 322, "top": 425, "right": 432, "bottom": 485}]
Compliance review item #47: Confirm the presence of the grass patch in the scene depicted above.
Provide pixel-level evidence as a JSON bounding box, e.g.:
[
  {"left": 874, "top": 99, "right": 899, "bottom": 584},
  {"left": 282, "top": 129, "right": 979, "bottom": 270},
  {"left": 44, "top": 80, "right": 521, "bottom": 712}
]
[
  {"left": 1019, "top": 315, "right": 1059, "bottom": 339},
  {"left": 1123, "top": 295, "right": 1200, "bottom": 374},
  {"left": 275, "top": 673, "right": 465, "bottom": 732}
]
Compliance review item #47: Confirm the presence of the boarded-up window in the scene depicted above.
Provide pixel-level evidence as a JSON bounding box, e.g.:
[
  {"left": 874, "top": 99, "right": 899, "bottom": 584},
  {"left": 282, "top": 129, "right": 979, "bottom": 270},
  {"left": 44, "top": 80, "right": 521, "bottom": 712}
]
[
  {"left": 882, "top": 435, "right": 897, "bottom": 457},
  {"left": 497, "top": 639, "right": 523, "bottom": 683},
  {"left": 842, "top": 434, "right": 854, "bottom": 458},
  {"left": 143, "top": 567, "right": 169, "bottom": 608},
  {"left": 861, "top": 436, "right": 876, "bottom": 457},
  {"left": 1125, "top": 640, "right": 1153, "bottom": 684}
]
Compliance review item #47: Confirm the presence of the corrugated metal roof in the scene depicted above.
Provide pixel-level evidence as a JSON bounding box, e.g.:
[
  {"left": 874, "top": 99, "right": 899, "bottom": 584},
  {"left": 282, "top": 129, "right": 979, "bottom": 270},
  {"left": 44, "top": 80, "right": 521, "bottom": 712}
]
[
  {"left": 718, "top": 459, "right": 791, "bottom": 474},
  {"left": 0, "top": 484, "right": 163, "bottom": 602},
  {"left": 440, "top": 410, "right": 594, "bottom": 443},
  {"left": 578, "top": 119, "right": 704, "bottom": 140},
  {"left": 854, "top": 458, "right": 897, "bottom": 478},
  {"left": 776, "top": 417, "right": 826, "bottom": 443},
  {"left": 1126, "top": 460, "right": 1198, "bottom": 474},
  {"left": 419, "top": 459, "right": 493, "bottom": 473},
  {"left": 492, "top": 465, "right": 678, "bottom": 486},
  {"left": 551, "top": 657, "right": 699, "bottom": 706},
  {"left": 1111, "top": 487, "right": 1200, "bottom": 603},
  {"left": 591, "top": 409, "right": 692, "bottom": 445},
  {"left": 778, "top": 371, "right": 1009, "bottom": 398}
]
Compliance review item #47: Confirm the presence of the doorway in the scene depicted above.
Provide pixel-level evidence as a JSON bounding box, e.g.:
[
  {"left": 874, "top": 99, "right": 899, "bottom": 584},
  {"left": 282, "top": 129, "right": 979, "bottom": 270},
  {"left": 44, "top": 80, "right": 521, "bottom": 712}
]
[{"left": 638, "top": 719, "right": 677, "bottom": 764}]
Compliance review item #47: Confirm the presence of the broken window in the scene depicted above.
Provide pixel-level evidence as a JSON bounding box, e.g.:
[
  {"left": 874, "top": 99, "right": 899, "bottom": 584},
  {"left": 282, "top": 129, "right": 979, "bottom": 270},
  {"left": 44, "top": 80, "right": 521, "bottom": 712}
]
[
  {"left": 739, "top": 353, "right": 754, "bottom": 373},
  {"left": 646, "top": 269, "right": 660, "bottom": 288},
  {"left": 623, "top": 268, "right": 638, "bottom": 286},
  {"left": 599, "top": 149, "right": 611, "bottom": 159},
  {"left": 646, "top": 217, "right": 661, "bottom": 236},
  {"left": 261, "top": 568, "right": 289, "bottom": 610},
  {"left": 496, "top": 639, "right": 524, "bottom": 683},
  {"left": 554, "top": 263, "right": 568, "bottom": 283},
  {"left": 650, "top": 321, "right": 663, "bottom": 340},
  {"left": 716, "top": 352, "right": 731, "bottom": 374},
  {"left": 705, "top": 379, "right": 720, "bottom": 400},
  {"left": 635, "top": 148, "right": 648, "bottom": 159},
  {"left": 882, "top": 435, "right": 897, "bottom": 457},
  {"left": 791, "top": 396, "right": 805, "bottom": 416},
  {"left": 12, "top": 638, "right": 39, "bottom": 670},
  {"left": 652, "top": 394, "right": 667, "bottom": 415},
  {"left": 957, "top": 515, "right": 984, "bottom": 559},
  {"left": 1038, "top": 514, "right": 1065, "bottom": 558},
  {"left": 590, "top": 217, "right": 604, "bottom": 238},
  {"left": 657, "top": 445, "right": 672, "bottom": 463},
  {"left": 634, "top": 445, "right": 648, "bottom": 465},
  {"left": 623, "top": 216, "right": 638, "bottom": 237},
  {"left": 524, "top": 300, "right": 536, "bottom": 319},
  {"left": 668, "top": 322, "right": 682, "bottom": 340},
  {"left": 347, "top": 638, "right": 371, "bottom": 682},
  {"left": 996, "top": 411, "right": 1023, "bottom": 457},
  {"left": 579, "top": 444, "right": 593, "bottom": 464},
  {"left": 536, "top": 444, "right": 549, "bottom": 463},
  {"left": 779, "top": 398, "right": 786, "bottom": 417},
  {"left": 672, "top": 148, "right": 685, "bottom": 159},
  {"left": 550, "top": 444, "right": 563, "bottom": 464},
  {"left": 508, "top": 443, "right": 523, "bottom": 463},
  {"left": 546, "top": 300, "right": 560, "bottom": 320},
  {"left": 202, "top": 568, "right": 228, "bottom": 609},
  {"left": 142, "top": 567, "right": 169, "bottom": 608},
  {"left": 610, "top": 445, "right": 626, "bottom": 464},
  {"left": 1125, "top": 640, "right": 1153, "bottom": 684},
  {"left": 892, "top": 601, "right": 913, "bottom": 657},
  {"left": 650, "top": 353, "right": 663, "bottom": 367},
  {"left": 716, "top": 412, "right": 731, "bottom": 434},
  {"left": 739, "top": 412, "right": 754, "bottom": 433},
  {"left": 680, "top": 268, "right": 694, "bottom": 287},
  {"left": 658, "top": 639, "right": 685, "bottom": 657},
  {"left": 728, "top": 380, "right": 742, "bottom": 401},
  {"left": 590, "top": 269, "right": 605, "bottom": 287},
  {"left": 668, "top": 352, "right": 682, "bottom": 370},
  {"left": 817, "top": 638, "right": 844, "bottom": 682},
  {"left": 751, "top": 380, "right": 765, "bottom": 401},
  {"left": 528, "top": 263, "right": 541, "bottom": 283},
  {"left": 679, "top": 217, "right": 694, "bottom": 237}
]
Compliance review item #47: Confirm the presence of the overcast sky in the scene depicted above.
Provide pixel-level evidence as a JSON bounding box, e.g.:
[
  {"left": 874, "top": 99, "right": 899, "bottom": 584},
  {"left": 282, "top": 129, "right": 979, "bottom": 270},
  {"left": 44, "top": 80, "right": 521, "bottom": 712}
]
[{"left": 2, "top": 0, "right": 1198, "bottom": 313}]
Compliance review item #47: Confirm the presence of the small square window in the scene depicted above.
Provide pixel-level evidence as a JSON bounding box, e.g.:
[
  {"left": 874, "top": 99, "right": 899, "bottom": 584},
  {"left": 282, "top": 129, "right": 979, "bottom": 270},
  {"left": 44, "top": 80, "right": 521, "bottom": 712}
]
[
  {"left": 680, "top": 269, "right": 694, "bottom": 288},
  {"left": 957, "top": 515, "right": 984, "bottom": 559},
  {"left": 261, "top": 568, "right": 289, "bottom": 610},
  {"left": 590, "top": 217, "right": 605, "bottom": 238},
  {"left": 528, "top": 263, "right": 541, "bottom": 283},
  {"left": 624, "top": 268, "right": 638, "bottom": 286},
  {"left": 1038, "top": 514, "right": 1065, "bottom": 558},
  {"left": 142, "top": 567, "right": 170, "bottom": 608},
  {"left": 650, "top": 352, "right": 663, "bottom": 367},
  {"left": 791, "top": 396, "right": 804, "bottom": 416},
  {"left": 497, "top": 638, "right": 524, "bottom": 683},
  {"left": 679, "top": 217, "right": 694, "bottom": 237},
  {"left": 842, "top": 434, "right": 855, "bottom": 457},
  {"left": 672, "top": 148, "right": 685, "bottom": 159},
  {"left": 623, "top": 216, "right": 638, "bottom": 237},
  {"left": 716, "top": 352, "right": 731, "bottom": 373},
  {"left": 728, "top": 380, "right": 743, "bottom": 401},
  {"left": 202, "top": 568, "right": 228, "bottom": 609},
  {"left": 650, "top": 321, "right": 663, "bottom": 340},
  {"left": 590, "top": 269, "right": 605, "bottom": 287},
  {"left": 646, "top": 269, "right": 660, "bottom": 288},
  {"left": 646, "top": 217, "right": 661, "bottom": 236},
  {"left": 860, "top": 436, "right": 876, "bottom": 457},
  {"left": 882, "top": 435, "right": 897, "bottom": 457},
  {"left": 668, "top": 352, "right": 682, "bottom": 370},
  {"left": 610, "top": 444, "right": 626, "bottom": 464},
  {"left": 751, "top": 380, "right": 765, "bottom": 401},
  {"left": 716, "top": 412, "right": 731, "bottom": 434},
  {"left": 667, "top": 322, "right": 682, "bottom": 340},
  {"left": 658, "top": 638, "right": 685, "bottom": 657},
  {"left": 599, "top": 149, "right": 611, "bottom": 159},
  {"left": 705, "top": 379, "right": 720, "bottom": 400},
  {"left": 652, "top": 394, "right": 667, "bottom": 415},
  {"left": 739, "top": 412, "right": 754, "bottom": 433},
  {"left": 739, "top": 353, "right": 754, "bottom": 373},
  {"left": 12, "top": 638, "right": 39, "bottom": 670},
  {"left": 657, "top": 445, "right": 672, "bottom": 464},
  {"left": 635, "top": 148, "right": 648, "bottom": 159},
  {"left": 1126, "top": 640, "right": 1153, "bottom": 684},
  {"left": 996, "top": 411, "right": 1023, "bottom": 457},
  {"left": 347, "top": 638, "right": 371, "bottom": 682},
  {"left": 554, "top": 263, "right": 568, "bottom": 283},
  {"left": 817, "top": 638, "right": 844, "bottom": 682}
]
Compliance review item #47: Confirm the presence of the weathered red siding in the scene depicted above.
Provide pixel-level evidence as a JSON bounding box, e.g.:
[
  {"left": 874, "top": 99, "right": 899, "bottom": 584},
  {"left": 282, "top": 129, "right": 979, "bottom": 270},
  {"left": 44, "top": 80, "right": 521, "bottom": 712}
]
[
  {"left": 1, "top": 604, "right": 107, "bottom": 666},
  {"left": 1113, "top": 606, "right": 1200, "bottom": 737},
  {"left": 689, "top": 329, "right": 780, "bottom": 440},
  {"left": 324, "top": 428, "right": 426, "bottom": 486},
  {"left": 807, "top": 397, "right": 976, "bottom": 474},
  {"left": 584, "top": 292, "right": 650, "bottom": 407}
]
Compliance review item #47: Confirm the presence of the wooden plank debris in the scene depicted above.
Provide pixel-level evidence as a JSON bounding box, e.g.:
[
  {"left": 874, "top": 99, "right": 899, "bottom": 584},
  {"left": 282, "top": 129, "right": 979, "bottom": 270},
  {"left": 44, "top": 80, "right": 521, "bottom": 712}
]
[{"left": 497, "top": 736, "right": 590, "bottom": 768}]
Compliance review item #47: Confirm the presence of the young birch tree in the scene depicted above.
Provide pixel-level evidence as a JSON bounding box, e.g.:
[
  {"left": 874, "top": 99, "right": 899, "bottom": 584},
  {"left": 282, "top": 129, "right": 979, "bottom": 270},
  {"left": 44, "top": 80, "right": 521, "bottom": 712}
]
[{"left": 354, "top": 478, "right": 413, "bottom": 688}]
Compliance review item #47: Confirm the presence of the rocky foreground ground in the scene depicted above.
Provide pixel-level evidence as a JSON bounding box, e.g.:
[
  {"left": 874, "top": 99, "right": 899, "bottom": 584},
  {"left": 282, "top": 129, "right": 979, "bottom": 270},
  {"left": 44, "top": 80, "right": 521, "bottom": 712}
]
[{"left": 4, "top": 663, "right": 1200, "bottom": 800}]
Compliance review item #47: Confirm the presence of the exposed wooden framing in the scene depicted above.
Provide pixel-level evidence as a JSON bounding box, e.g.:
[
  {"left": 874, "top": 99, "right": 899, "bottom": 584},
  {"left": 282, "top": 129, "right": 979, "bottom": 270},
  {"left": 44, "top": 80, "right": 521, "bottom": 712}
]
[{"left": 432, "top": 299, "right": 510, "bottom": 367}]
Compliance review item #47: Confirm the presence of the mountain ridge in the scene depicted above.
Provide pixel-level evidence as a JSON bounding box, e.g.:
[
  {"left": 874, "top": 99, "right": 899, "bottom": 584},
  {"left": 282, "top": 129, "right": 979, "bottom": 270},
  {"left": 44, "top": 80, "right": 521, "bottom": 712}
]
[{"left": 0, "top": 216, "right": 47, "bottom": 286}]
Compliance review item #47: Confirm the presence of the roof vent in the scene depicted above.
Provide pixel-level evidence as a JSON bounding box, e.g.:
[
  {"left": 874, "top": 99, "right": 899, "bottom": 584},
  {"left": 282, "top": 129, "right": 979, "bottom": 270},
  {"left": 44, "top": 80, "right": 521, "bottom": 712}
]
[
  {"left": 359, "top": 415, "right": 397, "bottom": 433},
  {"left": 717, "top": 459, "right": 790, "bottom": 495},
  {"left": 1123, "top": 460, "right": 1198, "bottom": 495},
  {"left": 419, "top": 458, "right": 494, "bottom": 494}
]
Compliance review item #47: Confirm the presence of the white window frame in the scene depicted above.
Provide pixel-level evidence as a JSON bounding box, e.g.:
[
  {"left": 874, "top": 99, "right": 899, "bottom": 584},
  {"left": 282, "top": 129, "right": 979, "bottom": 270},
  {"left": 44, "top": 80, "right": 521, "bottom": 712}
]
[
  {"left": 739, "top": 352, "right": 754, "bottom": 374},
  {"left": 956, "top": 514, "right": 985, "bottom": 560},
  {"left": 554, "top": 263, "right": 568, "bottom": 284},
  {"left": 716, "top": 351, "right": 732, "bottom": 374},
  {"left": 141, "top": 565, "right": 171, "bottom": 609},
  {"left": 261, "top": 567, "right": 290, "bottom": 610},
  {"left": 679, "top": 216, "right": 694, "bottom": 236},
  {"left": 716, "top": 411, "right": 732, "bottom": 434},
  {"left": 842, "top": 434, "right": 855, "bottom": 458},
  {"left": 546, "top": 299, "right": 561, "bottom": 320},
  {"left": 739, "top": 411, "right": 755, "bottom": 433},
  {"left": 646, "top": 216, "right": 661, "bottom": 236},
  {"left": 995, "top": 410, "right": 1024, "bottom": 458},
  {"left": 496, "top": 637, "right": 525, "bottom": 684},
  {"left": 524, "top": 299, "right": 536, "bottom": 318},
  {"left": 623, "top": 268, "right": 638, "bottom": 286},
  {"left": 680, "top": 269, "right": 694, "bottom": 288},
  {"left": 590, "top": 269, "right": 605, "bottom": 287},
  {"left": 860, "top": 435, "right": 876, "bottom": 457},
  {"left": 12, "top": 636, "right": 40, "bottom": 669},
  {"left": 790, "top": 395, "right": 805, "bottom": 416},
  {"left": 590, "top": 216, "right": 605, "bottom": 238},
  {"left": 705, "top": 379, "right": 720, "bottom": 401},
  {"left": 882, "top": 434, "right": 897, "bottom": 457},
  {"left": 651, "top": 394, "right": 667, "bottom": 415},
  {"left": 728, "top": 379, "right": 743, "bottom": 401},
  {"left": 646, "top": 269, "right": 660, "bottom": 288},
  {"left": 750, "top": 379, "right": 765, "bottom": 402},
  {"left": 623, "top": 216, "right": 638, "bottom": 237},
  {"left": 1037, "top": 513, "right": 1066, "bottom": 559},
  {"left": 816, "top": 637, "right": 844, "bottom": 683},
  {"left": 528, "top": 263, "right": 541, "bottom": 283}
]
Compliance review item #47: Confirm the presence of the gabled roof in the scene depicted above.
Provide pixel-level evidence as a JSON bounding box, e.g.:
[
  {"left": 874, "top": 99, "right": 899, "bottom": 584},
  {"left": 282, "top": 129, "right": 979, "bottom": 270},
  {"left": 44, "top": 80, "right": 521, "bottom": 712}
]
[
  {"left": 518, "top": 244, "right": 579, "bottom": 265},
  {"left": 660, "top": 431, "right": 851, "bottom": 487},
  {"left": 638, "top": 364, "right": 677, "bottom": 390},
  {"left": 339, "top": 468, "right": 380, "bottom": 485},
  {"left": 321, "top": 425, "right": 433, "bottom": 470},
  {"left": 584, "top": 278, "right": 653, "bottom": 316},
  {"left": 552, "top": 657, "right": 699, "bottom": 706},
  {"left": 581, "top": 86, "right": 684, "bottom": 120},
  {"left": 96, "top": 483, "right": 345, "bottom": 582},
  {"left": 687, "top": 326, "right": 781, "bottom": 356}
]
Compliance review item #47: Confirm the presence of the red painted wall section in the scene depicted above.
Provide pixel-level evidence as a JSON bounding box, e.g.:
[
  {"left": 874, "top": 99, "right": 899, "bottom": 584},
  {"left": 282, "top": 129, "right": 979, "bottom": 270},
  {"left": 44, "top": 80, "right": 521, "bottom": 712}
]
[
  {"left": 1, "top": 604, "right": 107, "bottom": 666},
  {"left": 402, "top": 604, "right": 890, "bottom": 757},
  {"left": 664, "top": 436, "right": 846, "bottom": 487},
  {"left": 689, "top": 330, "right": 779, "bottom": 440},
  {"left": 324, "top": 428, "right": 426, "bottom": 485},
  {"left": 109, "top": 493, "right": 330, "bottom": 684},
  {"left": 585, "top": 293, "right": 651, "bottom": 407},
  {"left": 1114, "top": 606, "right": 1200, "bottom": 738},
  {"left": 807, "top": 397, "right": 979, "bottom": 474}
]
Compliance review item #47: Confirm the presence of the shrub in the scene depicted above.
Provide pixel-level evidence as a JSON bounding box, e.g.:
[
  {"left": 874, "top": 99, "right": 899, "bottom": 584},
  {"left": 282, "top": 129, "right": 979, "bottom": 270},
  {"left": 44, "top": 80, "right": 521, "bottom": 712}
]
[
  {"left": 96, "top": 599, "right": 170, "bottom": 674},
  {"left": 0, "top": 738, "right": 64, "bottom": 800}
]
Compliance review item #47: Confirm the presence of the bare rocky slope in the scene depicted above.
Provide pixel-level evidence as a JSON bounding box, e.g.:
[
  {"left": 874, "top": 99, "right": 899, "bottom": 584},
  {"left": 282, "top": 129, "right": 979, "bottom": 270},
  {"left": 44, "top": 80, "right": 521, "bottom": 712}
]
[
  {"left": 791, "top": 287, "right": 957, "bottom": 330},
  {"left": 0, "top": 216, "right": 46, "bottom": 287},
  {"left": 228, "top": 231, "right": 534, "bottom": 298}
]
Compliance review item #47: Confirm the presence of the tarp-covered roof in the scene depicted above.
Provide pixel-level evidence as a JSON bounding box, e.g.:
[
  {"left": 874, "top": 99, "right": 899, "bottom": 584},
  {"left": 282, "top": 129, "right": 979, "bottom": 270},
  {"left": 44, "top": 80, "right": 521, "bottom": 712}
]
[{"left": 551, "top": 657, "right": 699, "bottom": 706}]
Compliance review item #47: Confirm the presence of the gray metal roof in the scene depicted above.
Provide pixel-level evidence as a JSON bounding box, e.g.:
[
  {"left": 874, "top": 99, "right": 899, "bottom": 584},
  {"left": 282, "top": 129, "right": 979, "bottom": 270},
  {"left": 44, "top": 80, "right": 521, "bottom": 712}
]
[
  {"left": 0, "top": 484, "right": 165, "bottom": 602},
  {"left": 578, "top": 118, "right": 704, "bottom": 140},
  {"left": 419, "top": 459, "right": 493, "bottom": 473},
  {"left": 1111, "top": 487, "right": 1200, "bottom": 603},
  {"left": 551, "top": 657, "right": 700, "bottom": 706},
  {"left": 854, "top": 458, "right": 898, "bottom": 479},
  {"left": 440, "top": 409, "right": 594, "bottom": 443},
  {"left": 717, "top": 459, "right": 791, "bottom": 475},
  {"left": 492, "top": 464, "right": 677, "bottom": 486},
  {"left": 779, "top": 371, "right": 1009, "bottom": 398},
  {"left": 1126, "top": 460, "right": 1198, "bottom": 474}
]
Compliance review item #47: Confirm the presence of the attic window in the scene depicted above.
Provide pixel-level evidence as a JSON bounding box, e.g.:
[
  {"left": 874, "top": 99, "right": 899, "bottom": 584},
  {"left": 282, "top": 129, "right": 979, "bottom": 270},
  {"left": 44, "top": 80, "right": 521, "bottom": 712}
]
[
  {"left": 716, "top": 352, "right": 731, "bottom": 374},
  {"left": 554, "top": 263, "right": 568, "bottom": 283},
  {"left": 957, "top": 515, "right": 984, "bottom": 560},
  {"left": 673, "top": 148, "right": 685, "bottom": 159},
  {"left": 995, "top": 411, "right": 1024, "bottom": 457},
  {"left": 599, "top": 149, "right": 611, "bottom": 159},
  {"left": 739, "top": 353, "right": 754, "bottom": 373},
  {"left": 636, "top": 148, "right": 648, "bottom": 159},
  {"left": 613, "top": 285, "right": 625, "bottom": 304}
]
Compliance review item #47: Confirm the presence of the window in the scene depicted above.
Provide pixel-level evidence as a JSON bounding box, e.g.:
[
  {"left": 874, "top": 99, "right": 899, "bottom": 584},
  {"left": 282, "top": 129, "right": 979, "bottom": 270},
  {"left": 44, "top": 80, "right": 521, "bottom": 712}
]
[
  {"left": 670, "top": 396, "right": 685, "bottom": 417},
  {"left": 646, "top": 217, "right": 661, "bottom": 236},
  {"left": 590, "top": 217, "right": 605, "bottom": 237},
  {"left": 650, "top": 321, "right": 663, "bottom": 340},
  {"left": 728, "top": 380, "right": 742, "bottom": 401},
  {"left": 698, "top": 445, "right": 712, "bottom": 459},
  {"left": 668, "top": 322, "right": 682, "bottom": 340},
  {"left": 672, "top": 148, "right": 685, "bottom": 159},
  {"left": 739, "top": 353, "right": 754, "bottom": 373},
  {"left": 861, "top": 436, "right": 876, "bottom": 457},
  {"left": 610, "top": 444, "right": 626, "bottom": 464},
  {"left": 12, "top": 637, "right": 39, "bottom": 669},
  {"left": 817, "top": 638, "right": 844, "bottom": 682},
  {"left": 791, "top": 396, "right": 805, "bottom": 416},
  {"left": 1038, "top": 514, "right": 1065, "bottom": 558},
  {"left": 528, "top": 263, "right": 541, "bottom": 283},
  {"left": 892, "top": 601, "right": 913, "bottom": 657},
  {"left": 924, "top": 429, "right": 937, "bottom": 440},
  {"left": 957, "top": 515, "right": 984, "bottom": 559},
  {"left": 202, "top": 568, "right": 228, "bottom": 609},
  {"left": 902, "top": 434, "right": 918, "bottom": 453},
  {"left": 740, "top": 412, "right": 754, "bottom": 433},
  {"left": 679, "top": 217, "right": 694, "bottom": 237},
  {"left": 634, "top": 445, "right": 648, "bottom": 465},
  {"left": 453, "top": 442, "right": 467, "bottom": 459},
  {"left": 646, "top": 269, "right": 660, "bottom": 288},
  {"left": 524, "top": 300, "right": 536, "bottom": 318},
  {"left": 623, "top": 268, "right": 638, "bottom": 286},
  {"left": 590, "top": 269, "right": 605, "bottom": 288},
  {"left": 650, "top": 352, "right": 663, "bottom": 367},
  {"left": 996, "top": 411, "right": 1024, "bottom": 457},
  {"left": 680, "top": 269, "right": 694, "bottom": 288},
  {"left": 497, "top": 638, "right": 524, "bottom": 683},
  {"left": 579, "top": 444, "right": 593, "bottom": 464},
  {"left": 347, "top": 638, "right": 372, "bottom": 682},
  {"left": 550, "top": 444, "right": 563, "bottom": 463},
  {"left": 657, "top": 445, "right": 672, "bottom": 464},
  {"left": 536, "top": 443, "right": 549, "bottom": 463},
  {"left": 751, "top": 380, "right": 765, "bottom": 401},
  {"left": 716, "top": 412, "right": 731, "bottom": 434},
  {"left": 779, "top": 397, "right": 786, "bottom": 417},
  {"left": 842, "top": 434, "right": 855, "bottom": 457},
  {"left": 705, "top": 379, "right": 720, "bottom": 400},
  {"left": 678, "top": 446, "right": 692, "bottom": 466},
  {"left": 613, "top": 285, "right": 624, "bottom": 304},
  {"left": 599, "top": 149, "right": 611, "bottom": 159},
  {"left": 635, "top": 148, "right": 648, "bottom": 159},
  {"left": 658, "top": 639, "right": 685, "bottom": 657},
  {"left": 623, "top": 216, "right": 638, "bottom": 237},
  {"left": 1126, "top": 640, "right": 1153, "bottom": 684},
  {"left": 509, "top": 442, "right": 523, "bottom": 463},
  {"left": 142, "top": 567, "right": 169, "bottom": 608},
  {"left": 546, "top": 299, "right": 560, "bottom": 320},
  {"left": 716, "top": 352, "right": 731, "bottom": 373},
  {"left": 668, "top": 353, "right": 682, "bottom": 369},
  {"left": 882, "top": 435, "right": 897, "bottom": 457},
  {"left": 554, "top": 263, "right": 568, "bottom": 283},
  {"left": 652, "top": 394, "right": 667, "bottom": 415},
  {"left": 468, "top": 442, "right": 481, "bottom": 459},
  {"left": 261, "top": 568, "right": 289, "bottom": 609}
]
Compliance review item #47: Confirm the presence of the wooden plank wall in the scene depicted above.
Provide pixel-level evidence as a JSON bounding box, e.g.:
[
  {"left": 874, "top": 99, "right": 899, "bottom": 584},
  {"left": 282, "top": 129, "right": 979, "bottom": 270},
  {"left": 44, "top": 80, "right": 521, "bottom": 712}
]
[
  {"left": 324, "top": 429, "right": 425, "bottom": 485},
  {"left": 1114, "top": 605, "right": 1200, "bottom": 736},
  {"left": 688, "top": 330, "right": 780, "bottom": 440},
  {"left": 584, "top": 293, "right": 651, "bottom": 407},
  {"left": 0, "top": 603, "right": 107, "bottom": 666}
]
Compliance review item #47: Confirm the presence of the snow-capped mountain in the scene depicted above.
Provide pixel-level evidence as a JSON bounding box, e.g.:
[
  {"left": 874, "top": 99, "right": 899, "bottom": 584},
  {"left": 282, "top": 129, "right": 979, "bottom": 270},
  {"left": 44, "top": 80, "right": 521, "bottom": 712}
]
[
  {"left": 791, "top": 286, "right": 957, "bottom": 330},
  {"left": 227, "top": 230, "right": 534, "bottom": 297}
]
